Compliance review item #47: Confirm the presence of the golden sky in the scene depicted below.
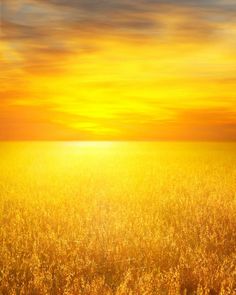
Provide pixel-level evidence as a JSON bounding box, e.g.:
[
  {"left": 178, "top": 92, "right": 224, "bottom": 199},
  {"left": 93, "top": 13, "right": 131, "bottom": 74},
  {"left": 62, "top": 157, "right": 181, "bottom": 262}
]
[{"left": 1, "top": 0, "right": 236, "bottom": 140}]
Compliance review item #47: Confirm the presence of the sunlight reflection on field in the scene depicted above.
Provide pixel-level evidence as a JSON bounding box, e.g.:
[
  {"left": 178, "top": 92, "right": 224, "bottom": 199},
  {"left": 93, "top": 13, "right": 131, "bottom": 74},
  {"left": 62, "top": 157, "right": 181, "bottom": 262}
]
[{"left": 0, "top": 142, "right": 236, "bottom": 294}]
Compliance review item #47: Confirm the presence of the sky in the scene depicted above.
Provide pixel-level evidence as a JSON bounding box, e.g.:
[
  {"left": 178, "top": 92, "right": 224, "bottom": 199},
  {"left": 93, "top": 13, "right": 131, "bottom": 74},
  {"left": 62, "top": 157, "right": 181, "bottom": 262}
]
[{"left": 0, "top": 0, "right": 236, "bottom": 140}]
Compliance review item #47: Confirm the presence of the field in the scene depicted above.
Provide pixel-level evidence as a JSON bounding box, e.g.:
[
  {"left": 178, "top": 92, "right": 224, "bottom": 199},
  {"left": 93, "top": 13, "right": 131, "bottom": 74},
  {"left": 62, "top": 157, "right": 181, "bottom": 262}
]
[{"left": 0, "top": 142, "right": 236, "bottom": 295}]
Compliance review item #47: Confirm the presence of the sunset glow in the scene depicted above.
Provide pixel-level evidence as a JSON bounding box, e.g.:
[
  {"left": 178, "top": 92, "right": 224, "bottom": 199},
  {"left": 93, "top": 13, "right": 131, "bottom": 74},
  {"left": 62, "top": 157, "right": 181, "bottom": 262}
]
[{"left": 1, "top": 0, "right": 236, "bottom": 140}]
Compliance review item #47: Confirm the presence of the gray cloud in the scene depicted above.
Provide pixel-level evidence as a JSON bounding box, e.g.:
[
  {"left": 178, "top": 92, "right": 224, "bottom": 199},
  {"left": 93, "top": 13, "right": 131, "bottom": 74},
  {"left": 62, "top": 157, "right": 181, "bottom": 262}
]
[
  {"left": 2, "top": 0, "right": 236, "bottom": 73},
  {"left": 4, "top": 0, "right": 234, "bottom": 39}
]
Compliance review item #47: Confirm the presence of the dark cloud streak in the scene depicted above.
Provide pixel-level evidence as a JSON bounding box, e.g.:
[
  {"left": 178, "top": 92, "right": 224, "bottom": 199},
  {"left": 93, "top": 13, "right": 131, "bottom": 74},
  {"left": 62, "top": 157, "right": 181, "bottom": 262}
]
[{"left": 2, "top": 0, "right": 231, "bottom": 73}]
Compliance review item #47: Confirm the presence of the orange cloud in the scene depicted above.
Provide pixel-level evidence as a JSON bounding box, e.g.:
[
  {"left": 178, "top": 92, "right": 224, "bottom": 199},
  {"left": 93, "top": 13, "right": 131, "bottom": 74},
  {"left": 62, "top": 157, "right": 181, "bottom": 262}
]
[{"left": 1, "top": 0, "right": 236, "bottom": 140}]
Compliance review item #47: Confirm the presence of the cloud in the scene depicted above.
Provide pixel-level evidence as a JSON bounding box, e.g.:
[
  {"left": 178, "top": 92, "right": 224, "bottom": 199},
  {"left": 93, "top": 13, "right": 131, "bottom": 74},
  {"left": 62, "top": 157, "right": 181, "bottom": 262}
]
[
  {"left": 113, "top": 107, "right": 236, "bottom": 141},
  {"left": 177, "top": 108, "right": 236, "bottom": 124},
  {"left": 170, "top": 107, "right": 236, "bottom": 140},
  {"left": 3, "top": 0, "right": 233, "bottom": 48},
  {"left": 0, "top": 0, "right": 223, "bottom": 76},
  {"left": 1, "top": 0, "right": 236, "bottom": 140}
]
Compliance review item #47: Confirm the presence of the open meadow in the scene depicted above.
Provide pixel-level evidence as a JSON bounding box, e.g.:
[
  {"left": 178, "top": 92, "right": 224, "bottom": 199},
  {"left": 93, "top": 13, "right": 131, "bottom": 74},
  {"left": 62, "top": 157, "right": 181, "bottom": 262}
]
[{"left": 0, "top": 142, "right": 236, "bottom": 295}]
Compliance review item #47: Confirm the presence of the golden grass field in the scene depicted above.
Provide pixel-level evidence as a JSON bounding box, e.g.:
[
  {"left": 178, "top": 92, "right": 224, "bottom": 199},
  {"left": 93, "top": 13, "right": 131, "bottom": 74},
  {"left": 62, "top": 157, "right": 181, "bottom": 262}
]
[{"left": 0, "top": 142, "right": 236, "bottom": 295}]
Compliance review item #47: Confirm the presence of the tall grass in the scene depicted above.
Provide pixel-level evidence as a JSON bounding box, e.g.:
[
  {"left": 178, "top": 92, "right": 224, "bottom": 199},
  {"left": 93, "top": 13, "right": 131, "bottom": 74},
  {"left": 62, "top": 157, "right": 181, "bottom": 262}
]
[{"left": 0, "top": 142, "right": 236, "bottom": 294}]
